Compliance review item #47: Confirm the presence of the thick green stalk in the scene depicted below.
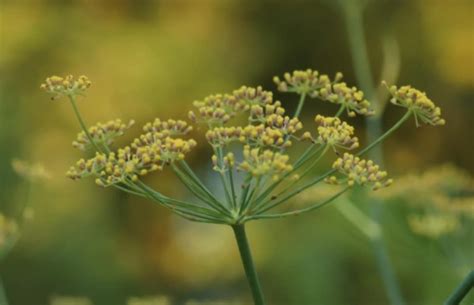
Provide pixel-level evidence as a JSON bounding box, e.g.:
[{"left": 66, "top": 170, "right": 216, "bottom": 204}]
[
  {"left": 341, "top": 2, "right": 406, "bottom": 305},
  {"left": 444, "top": 270, "right": 474, "bottom": 305},
  {"left": 0, "top": 276, "right": 8, "bottom": 305},
  {"left": 232, "top": 225, "right": 266, "bottom": 305}
]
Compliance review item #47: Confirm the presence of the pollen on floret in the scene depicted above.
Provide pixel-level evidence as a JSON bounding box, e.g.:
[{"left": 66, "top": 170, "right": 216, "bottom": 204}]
[
  {"left": 40, "top": 75, "right": 91, "bottom": 99},
  {"left": 314, "top": 115, "right": 359, "bottom": 151},
  {"left": 384, "top": 82, "right": 445, "bottom": 127},
  {"left": 328, "top": 153, "right": 392, "bottom": 191}
]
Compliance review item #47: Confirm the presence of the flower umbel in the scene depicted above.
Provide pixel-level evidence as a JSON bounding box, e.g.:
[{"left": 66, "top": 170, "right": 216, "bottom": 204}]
[
  {"left": 42, "top": 70, "right": 445, "bottom": 305},
  {"left": 73, "top": 119, "right": 135, "bottom": 151},
  {"left": 274, "top": 70, "right": 373, "bottom": 117},
  {"left": 327, "top": 153, "right": 393, "bottom": 190},
  {"left": 238, "top": 146, "right": 292, "bottom": 181},
  {"left": 273, "top": 69, "right": 342, "bottom": 95},
  {"left": 313, "top": 115, "right": 359, "bottom": 150},
  {"left": 385, "top": 83, "right": 446, "bottom": 126},
  {"left": 40, "top": 75, "right": 91, "bottom": 99}
]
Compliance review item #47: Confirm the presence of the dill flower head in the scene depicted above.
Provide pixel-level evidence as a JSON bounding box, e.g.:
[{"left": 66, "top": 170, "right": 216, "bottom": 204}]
[
  {"left": 238, "top": 146, "right": 293, "bottom": 181},
  {"left": 189, "top": 94, "right": 244, "bottom": 125},
  {"left": 318, "top": 82, "right": 373, "bottom": 117},
  {"left": 142, "top": 118, "right": 193, "bottom": 137},
  {"left": 327, "top": 153, "right": 393, "bottom": 190},
  {"left": 385, "top": 83, "right": 445, "bottom": 126},
  {"left": 73, "top": 119, "right": 135, "bottom": 151},
  {"left": 206, "top": 126, "right": 243, "bottom": 147},
  {"left": 0, "top": 213, "right": 18, "bottom": 249},
  {"left": 313, "top": 115, "right": 359, "bottom": 150},
  {"left": 232, "top": 85, "right": 274, "bottom": 106},
  {"left": 40, "top": 75, "right": 91, "bottom": 99},
  {"left": 273, "top": 69, "right": 341, "bottom": 95},
  {"left": 67, "top": 118, "right": 197, "bottom": 187},
  {"left": 274, "top": 70, "right": 372, "bottom": 117}
]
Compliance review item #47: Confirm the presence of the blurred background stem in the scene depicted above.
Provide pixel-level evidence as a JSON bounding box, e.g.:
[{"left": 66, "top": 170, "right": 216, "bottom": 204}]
[
  {"left": 339, "top": 1, "right": 406, "bottom": 305},
  {"left": 232, "top": 225, "right": 266, "bottom": 305}
]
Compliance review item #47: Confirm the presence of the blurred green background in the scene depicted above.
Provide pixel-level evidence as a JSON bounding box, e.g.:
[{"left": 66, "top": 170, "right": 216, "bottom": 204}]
[{"left": 1, "top": 0, "right": 473, "bottom": 304}]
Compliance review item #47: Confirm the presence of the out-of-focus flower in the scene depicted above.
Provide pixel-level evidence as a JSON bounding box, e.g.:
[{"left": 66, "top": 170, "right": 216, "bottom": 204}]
[
  {"left": 72, "top": 119, "right": 135, "bottom": 151},
  {"left": 40, "top": 75, "right": 91, "bottom": 99},
  {"left": 385, "top": 83, "right": 446, "bottom": 126},
  {"left": 327, "top": 153, "right": 392, "bottom": 190},
  {"left": 376, "top": 164, "right": 473, "bottom": 238},
  {"left": 408, "top": 214, "right": 460, "bottom": 239},
  {"left": 127, "top": 296, "right": 170, "bottom": 305},
  {"left": 0, "top": 213, "right": 18, "bottom": 250},
  {"left": 11, "top": 159, "right": 51, "bottom": 181},
  {"left": 377, "top": 164, "right": 474, "bottom": 217}
]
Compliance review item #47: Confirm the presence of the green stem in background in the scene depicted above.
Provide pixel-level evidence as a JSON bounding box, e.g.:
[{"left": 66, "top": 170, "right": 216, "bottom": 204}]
[
  {"left": 444, "top": 270, "right": 474, "bottom": 305},
  {"left": 0, "top": 275, "right": 9, "bottom": 305},
  {"left": 232, "top": 225, "right": 266, "bottom": 305},
  {"left": 334, "top": 199, "right": 381, "bottom": 240},
  {"left": 293, "top": 92, "right": 307, "bottom": 118},
  {"left": 68, "top": 95, "right": 102, "bottom": 153},
  {"left": 341, "top": 1, "right": 406, "bottom": 305}
]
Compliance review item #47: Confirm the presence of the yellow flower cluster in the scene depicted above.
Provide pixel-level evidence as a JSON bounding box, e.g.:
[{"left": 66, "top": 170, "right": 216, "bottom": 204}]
[
  {"left": 274, "top": 70, "right": 372, "bottom": 116},
  {"left": 0, "top": 213, "right": 18, "bottom": 249},
  {"left": 273, "top": 69, "right": 341, "bottom": 95},
  {"left": 386, "top": 83, "right": 445, "bottom": 126},
  {"left": 408, "top": 214, "right": 459, "bottom": 239},
  {"left": 318, "top": 83, "right": 373, "bottom": 117},
  {"left": 189, "top": 94, "right": 245, "bottom": 125},
  {"left": 212, "top": 152, "right": 235, "bottom": 172},
  {"left": 238, "top": 146, "right": 293, "bottom": 181},
  {"left": 67, "top": 119, "right": 197, "bottom": 186},
  {"left": 232, "top": 85, "right": 274, "bottom": 106},
  {"left": 189, "top": 86, "right": 276, "bottom": 125},
  {"left": 11, "top": 159, "right": 50, "bottom": 181},
  {"left": 311, "top": 115, "right": 359, "bottom": 150},
  {"left": 40, "top": 75, "right": 91, "bottom": 99},
  {"left": 142, "top": 118, "right": 193, "bottom": 137},
  {"left": 327, "top": 153, "right": 393, "bottom": 190},
  {"left": 73, "top": 119, "right": 135, "bottom": 151}
]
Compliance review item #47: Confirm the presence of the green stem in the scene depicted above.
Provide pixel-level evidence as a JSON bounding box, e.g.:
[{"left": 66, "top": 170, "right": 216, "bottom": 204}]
[
  {"left": 357, "top": 110, "right": 411, "bottom": 157},
  {"left": 68, "top": 95, "right": 102, "bottom": 153},
  {"left": 444, "top": 270, "right": 474, "bottom": 305},
  {"left": 232, "top": 225, "right": 266, "bottom": 305},
  {"left": 293, "top": 92, "right": 307, "bottom": 118},
  {"left": 0, "top": 275, "right": 8, "bottom": 305},
  {"left": 249, "top": 187, "right": 348, "bottom": 220}
]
